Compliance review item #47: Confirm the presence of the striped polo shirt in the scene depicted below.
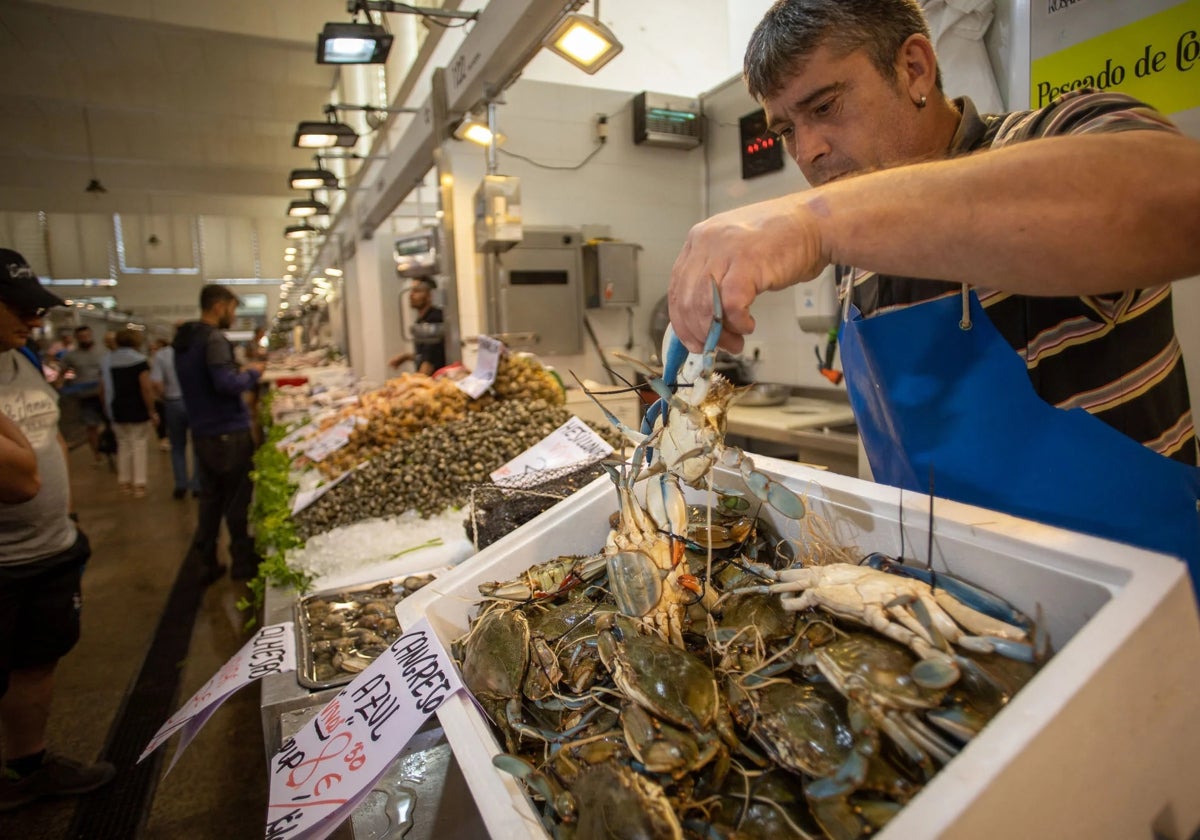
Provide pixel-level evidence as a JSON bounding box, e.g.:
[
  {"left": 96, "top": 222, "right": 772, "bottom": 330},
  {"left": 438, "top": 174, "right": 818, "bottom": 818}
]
[{"left": 844, "top": 90, "right": 1197, "bottom": 466}]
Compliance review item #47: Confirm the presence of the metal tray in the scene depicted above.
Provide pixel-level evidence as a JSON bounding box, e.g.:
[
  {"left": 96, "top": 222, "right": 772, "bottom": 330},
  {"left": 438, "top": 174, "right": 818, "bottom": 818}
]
[{"left": 293, "top": 574, "right": 434, "bottom": 690}]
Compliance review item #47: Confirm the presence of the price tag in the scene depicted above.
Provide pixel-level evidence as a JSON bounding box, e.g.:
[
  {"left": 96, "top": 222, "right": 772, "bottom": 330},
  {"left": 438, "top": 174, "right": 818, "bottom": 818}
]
[
  {"left": 290, "top": 467, "right": 356, "bottom": 516},
  {"left": 140, "top": 623, "right": 296, "bottom": 772},
  {"left": 277, "top": 422, "right": 318, "bottom": 456},
  {"left": 455, "top": 336, "right": 503, "bottom": 399},
  {"left": 265, "top": 616, "right": 463, "bottom": 840},
  {"left": 301, "top": 419, "right": 356, "bottom": 462},
  {"left": 491, "top": 416, "right": 614, "bottom": 487}
]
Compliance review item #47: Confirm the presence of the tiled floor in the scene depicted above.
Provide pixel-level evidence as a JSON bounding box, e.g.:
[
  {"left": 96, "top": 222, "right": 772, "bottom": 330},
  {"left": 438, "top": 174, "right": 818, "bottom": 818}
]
[{"left": 0, "top": 441, "right": 268, "bottom": 839}]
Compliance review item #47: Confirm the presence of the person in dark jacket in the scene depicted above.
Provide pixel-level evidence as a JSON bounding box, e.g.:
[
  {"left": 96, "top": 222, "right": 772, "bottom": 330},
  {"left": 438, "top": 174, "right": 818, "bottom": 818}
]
[{"left": 173, "top": 284, "right": 264, "bottom": 584}]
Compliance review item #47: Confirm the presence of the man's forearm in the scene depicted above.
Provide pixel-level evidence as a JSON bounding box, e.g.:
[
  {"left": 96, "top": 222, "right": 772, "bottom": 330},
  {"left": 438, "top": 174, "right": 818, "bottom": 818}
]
[
  {"left": 813, "top": 131, "right": 1200, "bottom": 296},
  {"left": 0, "top": 412, "right": 40, "bottom": 502}
]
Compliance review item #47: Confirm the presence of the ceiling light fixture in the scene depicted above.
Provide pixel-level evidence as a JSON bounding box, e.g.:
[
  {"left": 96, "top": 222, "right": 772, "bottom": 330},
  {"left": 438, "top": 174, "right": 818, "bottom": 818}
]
[
  {"left": 543, "top": 2, "right": 623, "bottom": 75},
  {"left": 293, "top": 118, "right": 357, "bottom": 149},
  {"left": 284, "top": 223, "right": 323, "bottom": 240},
  {"left": 289, "top": 168, "right": 339, "bottom": 190},
  {"left": 317, "top": 21, "right": 393, "bottom": 64},
  {"left": 287, "top": 197, "right": 331, "bottom": 218},
  {"left": 82, "top": 106, "right": 108, "bottom": 194},
  {"left": 453, "top": 117, "right": 503, "bottom": 147},
  {"left": 545, "top": 16, "right": 621, "bottom": 73}
]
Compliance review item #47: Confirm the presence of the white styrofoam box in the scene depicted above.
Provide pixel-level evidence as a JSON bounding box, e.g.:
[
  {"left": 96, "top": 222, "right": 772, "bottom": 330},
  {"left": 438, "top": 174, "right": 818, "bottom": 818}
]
[{"left": 395, "top": 455, "right": 1200, "bottom": 840}]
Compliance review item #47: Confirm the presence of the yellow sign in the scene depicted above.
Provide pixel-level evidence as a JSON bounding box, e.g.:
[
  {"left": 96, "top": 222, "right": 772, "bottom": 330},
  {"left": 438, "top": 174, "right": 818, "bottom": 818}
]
[{"left": 1031, "top": 0, "right": 1200, "bottom": 113}]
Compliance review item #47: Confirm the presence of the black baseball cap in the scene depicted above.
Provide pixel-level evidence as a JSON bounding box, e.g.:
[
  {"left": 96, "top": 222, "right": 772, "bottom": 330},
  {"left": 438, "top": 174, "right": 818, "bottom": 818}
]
[{"left": 0, "top": 248, "right": 64, "bottom": 315}]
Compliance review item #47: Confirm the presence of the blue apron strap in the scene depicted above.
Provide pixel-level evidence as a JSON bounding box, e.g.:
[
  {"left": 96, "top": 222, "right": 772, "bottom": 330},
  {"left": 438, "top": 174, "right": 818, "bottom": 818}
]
[{"left": 839, "top": 289, "right": 1200, "bottom": 592}]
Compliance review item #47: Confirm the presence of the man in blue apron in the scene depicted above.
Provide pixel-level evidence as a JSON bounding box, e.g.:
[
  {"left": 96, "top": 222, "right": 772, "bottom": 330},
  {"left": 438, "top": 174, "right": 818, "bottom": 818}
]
[{"left": 668, "top": 0, "right": 1200, "bottom": 588}]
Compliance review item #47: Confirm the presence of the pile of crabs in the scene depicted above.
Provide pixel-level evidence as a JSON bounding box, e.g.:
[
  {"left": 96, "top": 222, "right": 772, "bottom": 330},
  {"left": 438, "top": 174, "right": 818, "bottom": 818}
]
[{"left": 454, "top": 308, "right": 1046, "bottom": 840}]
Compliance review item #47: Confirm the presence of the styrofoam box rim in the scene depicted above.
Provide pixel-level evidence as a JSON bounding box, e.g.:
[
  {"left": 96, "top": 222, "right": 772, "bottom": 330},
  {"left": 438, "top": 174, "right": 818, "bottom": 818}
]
[{"left": 394, "top": 454, "right": 1190, "bottom": 839}]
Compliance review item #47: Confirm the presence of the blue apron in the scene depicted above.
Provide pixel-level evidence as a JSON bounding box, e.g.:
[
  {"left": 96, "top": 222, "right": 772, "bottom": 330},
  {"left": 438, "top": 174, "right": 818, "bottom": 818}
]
[{"left": 838, "top": 288, "right": 1200, "bottom": 598}]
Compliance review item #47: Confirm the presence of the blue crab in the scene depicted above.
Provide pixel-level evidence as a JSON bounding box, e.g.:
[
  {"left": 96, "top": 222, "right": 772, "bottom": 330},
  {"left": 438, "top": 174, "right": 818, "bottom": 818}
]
[
  {"left": 745, "top": 561, "right": 1035, "bottom": 690},
  {"left": 586, "top": 281, "right": 807, "bottom": 522},
  {"left": 600, "top": 448, "right": 704, "bottom": 648}
]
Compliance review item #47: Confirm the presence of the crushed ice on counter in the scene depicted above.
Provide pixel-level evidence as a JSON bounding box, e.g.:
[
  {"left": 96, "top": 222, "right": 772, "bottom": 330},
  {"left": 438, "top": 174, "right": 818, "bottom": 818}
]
[{"left": 286, "top": 508, "right": 474, "bottom": 591}]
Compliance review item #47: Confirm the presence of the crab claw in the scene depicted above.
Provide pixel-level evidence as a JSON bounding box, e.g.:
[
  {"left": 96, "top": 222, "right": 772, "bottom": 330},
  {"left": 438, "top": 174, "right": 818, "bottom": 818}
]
[
  {"left": 645, "top": 474, "right": 688, "bottom": 537},
  {"left": 676, "top": 573, "right": 703, "bottom": 595}
]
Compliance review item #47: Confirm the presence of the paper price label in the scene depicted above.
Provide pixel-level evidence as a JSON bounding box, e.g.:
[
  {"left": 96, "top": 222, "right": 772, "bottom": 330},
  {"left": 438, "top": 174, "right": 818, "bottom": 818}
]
[
  {"left": 491, "top": 415, "right": 614, "bottom": 486},
  {"left": 265, "top": 617, "right": 462, "bottom": 840},
  {"left": 455, "top": 335, "right": 504, "bottom": 399},
  {"left": 301, "top": 419, "right": 356, "bottom": 462},
  {"left": 140, "top": 623, "right": 296, "bottom": 771},
  {"left": 277, "top": 423, "right": 318, "bottom": 456},
  {"left": 290, "top": 468, "right": 356, "bottom": 516}
]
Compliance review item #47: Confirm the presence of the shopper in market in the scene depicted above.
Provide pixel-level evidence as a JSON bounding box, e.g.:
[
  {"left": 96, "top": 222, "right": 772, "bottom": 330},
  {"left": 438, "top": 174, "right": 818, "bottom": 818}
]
[
  {"left": 388, "top": 276, "right": 446, "bottom": 375},
  {"left": 174, "top": 284, "right": 265, "bottom": 584},
  {"left": 150, "top": 329, "right": 197, "bottom": 500},
  {"left": 668, "top": 0, "right": 1200, "bottom": 575},
  {"left": 58, "top": 324, "right": 108, "bottom": 464},
  {"left": 0, "top": 248, "right": 115, "bottom": 810},
  {"left": 147, "top": 337, "right": 170, "bottom": 450},
  {"left": 100, "top": 328, "right": 158, "bottom": 498}
]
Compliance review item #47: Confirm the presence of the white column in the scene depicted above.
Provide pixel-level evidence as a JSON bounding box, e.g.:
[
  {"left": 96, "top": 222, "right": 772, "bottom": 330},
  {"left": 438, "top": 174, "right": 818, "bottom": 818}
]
[{"left": 348, "top": 237, "right": 390, "bottom": 385}]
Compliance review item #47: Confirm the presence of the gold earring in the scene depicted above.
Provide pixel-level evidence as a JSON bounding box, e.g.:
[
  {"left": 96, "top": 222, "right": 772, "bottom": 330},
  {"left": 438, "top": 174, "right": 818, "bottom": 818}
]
[{"left": 917, "top": 94, "right": 927, "bottom": 109}]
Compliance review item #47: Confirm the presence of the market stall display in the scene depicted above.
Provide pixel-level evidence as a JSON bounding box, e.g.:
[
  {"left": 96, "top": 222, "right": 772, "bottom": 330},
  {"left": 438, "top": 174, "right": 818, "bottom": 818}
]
[
  {"left": 395, "top": 460, "right": 1200, "bottom": 840},
  {"left": 245, "top": 351, "right": 620, "bottom": 615},
  {"left": 293, "top": 398, "right": 619, "bottom": 539}
]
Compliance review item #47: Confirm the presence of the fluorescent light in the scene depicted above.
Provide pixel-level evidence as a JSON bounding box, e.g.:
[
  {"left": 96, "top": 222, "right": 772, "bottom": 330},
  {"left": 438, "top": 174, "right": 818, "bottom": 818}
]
[
  {"left": 543, "top": 12, "right": 622, "bottom": 74},
  {"left": 325, "top": 267, "right": 343, "bottom": 277},
  {"left": 317, "top": 22, "right": 393, "bottom": 65}
]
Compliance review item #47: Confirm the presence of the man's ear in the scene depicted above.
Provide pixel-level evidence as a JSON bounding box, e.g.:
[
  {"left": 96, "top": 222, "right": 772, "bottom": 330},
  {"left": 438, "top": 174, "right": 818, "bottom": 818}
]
[{"left": 896, "top": 33, "right": 938, "bottom": 102}]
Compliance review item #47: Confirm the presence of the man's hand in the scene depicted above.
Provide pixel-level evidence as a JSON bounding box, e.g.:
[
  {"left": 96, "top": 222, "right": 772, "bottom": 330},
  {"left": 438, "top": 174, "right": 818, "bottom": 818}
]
[
  {"left": 389, "top": 352, "right": 414, "bottom": 369},
  {"left": 244, "top": 361, "right": 266, "bottom": 375},
  {"left": 668, "top": 194, "right": 828, "bottom": 354}
]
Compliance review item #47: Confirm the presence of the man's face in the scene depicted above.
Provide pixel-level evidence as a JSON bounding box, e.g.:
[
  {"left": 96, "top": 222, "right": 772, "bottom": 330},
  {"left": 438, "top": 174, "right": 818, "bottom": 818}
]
[
  {"left": 0, "top": 300, "right": 44, "bottom": 352},
  {"left": 764, "top": 45, "right": 927, "bottom": 187},
  {"left": 217, "top": 299, "right": 237, "bottom": 329},
  {"left": 408, "top": 283, "right": 431, "bottom": 311},
  {"left": 76, "top": 328, "right": 93, "bottom": 349}
]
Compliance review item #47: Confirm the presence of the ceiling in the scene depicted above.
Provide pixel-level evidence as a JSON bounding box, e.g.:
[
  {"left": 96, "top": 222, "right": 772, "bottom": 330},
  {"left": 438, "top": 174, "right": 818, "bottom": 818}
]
[{"left": 0, "top": 0, "right": 356, "bottom": 219}]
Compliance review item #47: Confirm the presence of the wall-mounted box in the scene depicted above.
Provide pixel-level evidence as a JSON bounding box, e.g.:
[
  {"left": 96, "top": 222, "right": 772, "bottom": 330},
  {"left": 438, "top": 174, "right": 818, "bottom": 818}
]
[
  {"left": 393, "top": 224, "right": 442, "bottom": 278},
  {"left": 633, "top": 91, "right": 703, "bottom": 150},
  {"left": 474, "top": 175, "right": 522, "bottom": 253},
  {"left": 581, "top": 240, "right": 640, "bottom": 308}
]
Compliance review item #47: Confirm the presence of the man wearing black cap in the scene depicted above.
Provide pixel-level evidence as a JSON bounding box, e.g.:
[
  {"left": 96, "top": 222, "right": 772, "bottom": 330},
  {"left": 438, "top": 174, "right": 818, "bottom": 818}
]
[
  {"left": 173, "top": 284, "right": 265, "bottom": 585},
  {"left": 0, "top": 248, "right": 115, "bottom": 810}
]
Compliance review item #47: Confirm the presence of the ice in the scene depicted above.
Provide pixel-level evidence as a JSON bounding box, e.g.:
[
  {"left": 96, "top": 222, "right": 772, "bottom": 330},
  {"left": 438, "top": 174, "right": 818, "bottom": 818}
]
[{"left": 286, "top": 508, "right": 475, "bottom": 592}]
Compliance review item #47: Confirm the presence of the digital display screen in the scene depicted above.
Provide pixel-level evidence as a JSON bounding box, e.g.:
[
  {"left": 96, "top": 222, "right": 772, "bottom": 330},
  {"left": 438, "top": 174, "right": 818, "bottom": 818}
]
[
  {"left": 510, "top": 270, "right": 568, "bottom": 286},
  {"left": 395, "top": 236, "right": 433, "bottom": 257},
  {"left": 739, "top": 109, "right": 785, "bottom": 180}
]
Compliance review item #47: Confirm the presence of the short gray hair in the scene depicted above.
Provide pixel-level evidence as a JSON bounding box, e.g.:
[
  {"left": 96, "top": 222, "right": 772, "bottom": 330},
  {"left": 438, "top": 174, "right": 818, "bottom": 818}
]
[{"left": 744, "top": 0, "right": 940, "bottom": 101}]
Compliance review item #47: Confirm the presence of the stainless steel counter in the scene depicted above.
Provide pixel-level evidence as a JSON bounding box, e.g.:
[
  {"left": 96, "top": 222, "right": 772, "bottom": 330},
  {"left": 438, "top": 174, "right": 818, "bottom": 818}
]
[{"left": 725, "top": 392, "right": 859, "bottom": 475}]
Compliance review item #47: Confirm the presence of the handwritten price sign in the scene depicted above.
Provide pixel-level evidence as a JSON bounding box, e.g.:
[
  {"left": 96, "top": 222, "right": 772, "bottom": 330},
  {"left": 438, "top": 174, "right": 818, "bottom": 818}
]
[
  {"left": 265, "top": 616, "right": 463, "bottom": 840},
  {"left": 140, "top": 623, "right": 296, "bottom": 772},
  {"left": 455, "top": 336, "right": 503, "bottom": 399},
  {"left": 491, "top": 415, "right": 613, "bottom": 486}
]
